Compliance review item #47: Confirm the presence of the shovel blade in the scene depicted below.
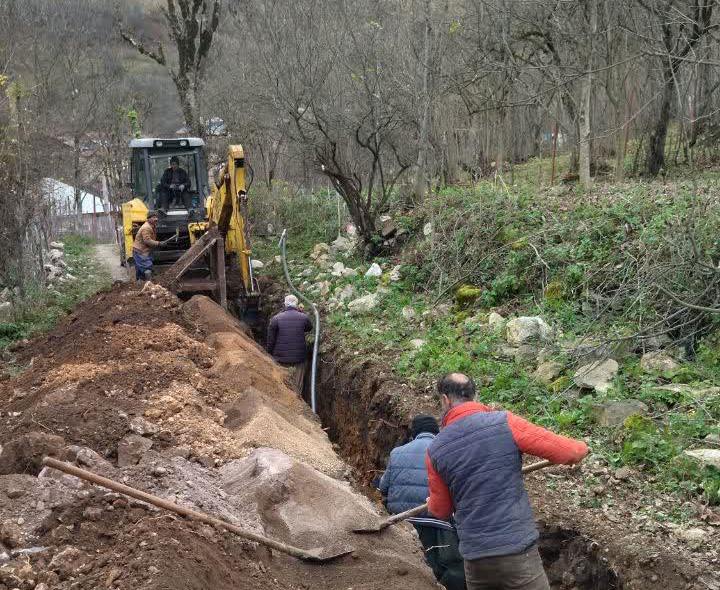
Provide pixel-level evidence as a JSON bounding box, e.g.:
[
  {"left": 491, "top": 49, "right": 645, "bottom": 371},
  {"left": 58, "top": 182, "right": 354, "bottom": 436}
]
[{"left": 300, "top": 545, "right": 355, "bottom": 563}]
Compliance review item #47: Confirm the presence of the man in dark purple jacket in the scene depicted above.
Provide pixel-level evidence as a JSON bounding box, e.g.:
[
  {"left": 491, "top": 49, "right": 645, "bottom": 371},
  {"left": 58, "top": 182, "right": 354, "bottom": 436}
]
[{"left": 267, "top": 295, "right": 312, "bottom": 393}]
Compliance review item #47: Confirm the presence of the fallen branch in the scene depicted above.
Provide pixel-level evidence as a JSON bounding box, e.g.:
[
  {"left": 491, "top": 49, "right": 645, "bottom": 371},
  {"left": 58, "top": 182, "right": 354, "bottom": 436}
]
[{"left": 655, "top": 284, "right": 720, "bottom": 314}]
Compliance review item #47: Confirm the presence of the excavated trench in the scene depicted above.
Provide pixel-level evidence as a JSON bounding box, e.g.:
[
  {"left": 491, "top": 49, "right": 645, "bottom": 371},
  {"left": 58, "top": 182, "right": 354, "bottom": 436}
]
[
  {"left": 310, "top": 343, "right": 624, "bottom": 590},
  {"left": 252, "top": 287, "right": 626, "bottom": 590}
]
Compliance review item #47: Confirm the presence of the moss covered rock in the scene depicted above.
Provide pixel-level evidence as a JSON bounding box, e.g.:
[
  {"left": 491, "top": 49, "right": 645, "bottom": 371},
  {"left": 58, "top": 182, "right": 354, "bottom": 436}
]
[{"left": 455, "top": 284, "right": 482, "bottom": 307}]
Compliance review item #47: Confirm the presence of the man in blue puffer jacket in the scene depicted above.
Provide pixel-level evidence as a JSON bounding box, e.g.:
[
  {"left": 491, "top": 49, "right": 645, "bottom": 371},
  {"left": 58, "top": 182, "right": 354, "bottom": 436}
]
[{"left": 378, "top": 414, "right": 466, "bottom": 590}]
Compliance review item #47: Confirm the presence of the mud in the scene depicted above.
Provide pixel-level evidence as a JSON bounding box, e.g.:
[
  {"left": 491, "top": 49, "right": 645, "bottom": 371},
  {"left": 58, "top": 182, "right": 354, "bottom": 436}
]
[{"left": 0, "top": 282, "right": 439, "bottom": 590}]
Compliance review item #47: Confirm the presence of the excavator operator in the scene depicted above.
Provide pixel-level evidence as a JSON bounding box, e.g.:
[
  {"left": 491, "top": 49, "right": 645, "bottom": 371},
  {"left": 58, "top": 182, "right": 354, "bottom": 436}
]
[{"left": 159, "top": 156, "right": 191, "bottom": 215}]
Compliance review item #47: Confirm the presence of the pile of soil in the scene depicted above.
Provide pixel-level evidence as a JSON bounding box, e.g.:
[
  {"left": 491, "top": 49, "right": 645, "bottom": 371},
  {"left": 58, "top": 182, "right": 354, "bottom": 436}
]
[{"left": 0, "top": 282, "right": 438, "bottom": 589}]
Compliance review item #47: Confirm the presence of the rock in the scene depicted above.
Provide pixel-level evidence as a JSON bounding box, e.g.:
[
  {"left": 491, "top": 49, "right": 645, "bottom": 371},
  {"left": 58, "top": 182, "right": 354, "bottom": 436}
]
[
  {"left": 573, "top": 359, "right": 619, "bottom": 393},
  {"left": 331, "top": 262, "right": 346, "bottom": 277},
  {"left": 0, "top": 522, "right": 23, "bottom": 548},
  {"left": 380, "top": 221, "right": 397, "bottom": 239},
  {"left": 635, "top": 333, "right": 672, "bottom": 352},
  {"left": 129, "top": 417, "right": 159, "bottom": 436},
  {"left": 410, "top": 339, "right": 426, "bottom": 349},
  {"left": 639, "top": 351, "right": 680, "bottom": 374},
  {"left": 423, "top": 222, "right": 433, "bottom": 236},
  {"left": 348, "top": 293, "right": 378, "bottom": 314},
  {"left": 5, "top": 486, "right": 24, "bottom": 499},
  {"left": 158, "top": 395, "right": 183, "bottom": 414},
  {"left": 310, "top": 243, "right": 330, "bottom": 260},
  {"left": 66, "top": 446, "right": 113, "bottom": 472},
  {"left": 64, "top": 273, "right": 77, "bottom": 281},
  {"left": 591, "top": 399, "right": 648, "bottom": 427},
  {"left": 515, "top": 345, "right": 541, "bottom": 366},
  {"left": 337, "top": 286, "right": 354, "bottom": 302},
  {"left": 318, "top": 280, "right": 331, "bottom": 297},
  {"left": 488, "top": 312, "right": 505, "bottom": 329},
  {"left": 0, "top": 302, "right": 13, "bottom": 321},
  {"left": 365, "top": 263, "right": 382, "bottom": 278},
  {"left": 704, "top": 433, "right": 720, "bottom": 444},
  {"left": 152, "top": 466, "right": 168, "bottom": 477},
  {"left": 684, "top": 449, "right": 720, "bottom": 468},
  {"left": 117, "top": 435, "right": 153, "bottom": 467},
  {"left": 331, "top": 235, "right": 354, "bottom": 253},
  {"left": 389, "top": 265, "right": 402, "bottom": 282},
  {"left": 49, "top": 249, "right": 64, "bottom": 262},
  {"left": 532, "top": 362, "right": 563, "bottom": 385},
  {"left": 675, "top": 528, "right": 707, "bottom": 550},
  {"left": 505, "top": 317, "right": 553, "bottom": 346},
  {"left": 316, "top": 254, "right": 331, "bottom": 269},
  {"left": 342, "top": 268, "right": 358, "bottom": 278},
  {"left": 402, "top": 306, "right": 416, "bottom": 320},
  {"left": 49, "top": 546, "right": 85, "bottom": 578},
  {"left": 82, "top": 507, "right": 103, "bottom": 521},
  {"left": 49, "top": 241, "right": 65, "bottom": 250},
  {"left": 250, "top": 259, "right": 264, "bottom": 269},
  {"left": 614, "top": 467, "right": 633, "bottom": 481},
  {"left": 0, "top": 288, "right": 11, "bottom": 303}
]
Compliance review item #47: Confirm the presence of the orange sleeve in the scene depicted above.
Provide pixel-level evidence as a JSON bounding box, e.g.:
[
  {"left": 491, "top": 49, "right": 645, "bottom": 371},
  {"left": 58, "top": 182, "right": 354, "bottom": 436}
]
[
  {"left": 506, "top": 412, "right": 589, "bottom": 465},
  {"left": 426, "top": 451, "right": 453, "bottom": 519}
]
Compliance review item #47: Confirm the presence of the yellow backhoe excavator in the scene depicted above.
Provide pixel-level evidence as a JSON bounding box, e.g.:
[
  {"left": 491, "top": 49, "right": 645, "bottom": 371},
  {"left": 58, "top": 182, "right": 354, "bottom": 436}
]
[{"left": 120, "top": 138, "right": 260, "bottom": 318}]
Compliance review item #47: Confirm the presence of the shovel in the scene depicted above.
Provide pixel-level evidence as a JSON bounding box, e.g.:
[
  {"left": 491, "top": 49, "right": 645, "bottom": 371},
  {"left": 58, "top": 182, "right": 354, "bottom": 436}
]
[
  {"left": 354, "top": 458, "right": 552, "bottom": 534},
  {"left": 42, "top": 457, "right": 353, "bottom": 563}
]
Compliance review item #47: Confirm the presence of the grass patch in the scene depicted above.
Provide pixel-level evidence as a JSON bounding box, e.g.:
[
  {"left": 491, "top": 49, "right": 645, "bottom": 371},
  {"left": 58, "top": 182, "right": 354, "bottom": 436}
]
[{"left": 0, "top": 235, "right": 111, "bottom": 349}]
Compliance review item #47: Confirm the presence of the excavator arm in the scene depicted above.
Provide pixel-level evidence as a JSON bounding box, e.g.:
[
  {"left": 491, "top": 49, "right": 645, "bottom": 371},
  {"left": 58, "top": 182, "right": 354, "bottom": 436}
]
[{"left": 165, "top": 144, "right": 260, "bottom": 315}]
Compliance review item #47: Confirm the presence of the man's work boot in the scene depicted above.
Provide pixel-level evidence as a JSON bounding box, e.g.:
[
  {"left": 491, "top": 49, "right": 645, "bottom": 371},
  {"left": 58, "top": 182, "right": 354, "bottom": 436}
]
[{"left": 143, "top": 269, "right": 152, "bottom": 282}]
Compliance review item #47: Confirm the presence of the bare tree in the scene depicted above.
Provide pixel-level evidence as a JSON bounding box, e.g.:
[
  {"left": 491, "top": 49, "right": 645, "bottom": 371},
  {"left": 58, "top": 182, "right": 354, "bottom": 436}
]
[{"left": 119, "top": 0, "right": 221, "bottom": 137}]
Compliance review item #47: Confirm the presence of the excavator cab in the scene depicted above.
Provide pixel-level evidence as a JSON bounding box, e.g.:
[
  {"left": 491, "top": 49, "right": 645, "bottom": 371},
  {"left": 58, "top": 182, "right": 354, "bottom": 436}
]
[{"left": 121, "top": 138, "right": 209, "bottom": 265}]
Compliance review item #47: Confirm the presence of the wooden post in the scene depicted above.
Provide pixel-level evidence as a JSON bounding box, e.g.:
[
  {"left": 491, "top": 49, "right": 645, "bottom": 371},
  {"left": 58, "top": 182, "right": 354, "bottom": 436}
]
[{"left": 550, "top": 122, "right": 559, "bottom": 186}]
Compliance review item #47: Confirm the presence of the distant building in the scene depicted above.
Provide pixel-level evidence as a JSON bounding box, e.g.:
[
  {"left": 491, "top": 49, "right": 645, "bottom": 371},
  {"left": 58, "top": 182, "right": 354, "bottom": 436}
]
[{"left": 43, "top": 178, "right": 115, "bottom": 242}]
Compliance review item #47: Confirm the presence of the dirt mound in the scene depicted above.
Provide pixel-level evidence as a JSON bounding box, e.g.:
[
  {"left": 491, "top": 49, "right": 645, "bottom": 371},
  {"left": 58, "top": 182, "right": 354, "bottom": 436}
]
[{"left": 0, "top": 283, "right": 437, "bottom": 589}]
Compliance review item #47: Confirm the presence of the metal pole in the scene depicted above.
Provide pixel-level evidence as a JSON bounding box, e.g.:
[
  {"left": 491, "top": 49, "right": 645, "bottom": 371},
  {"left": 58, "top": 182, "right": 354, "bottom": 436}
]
[{"left": 279, "top": 230, "right": 320, "bottom": 413}]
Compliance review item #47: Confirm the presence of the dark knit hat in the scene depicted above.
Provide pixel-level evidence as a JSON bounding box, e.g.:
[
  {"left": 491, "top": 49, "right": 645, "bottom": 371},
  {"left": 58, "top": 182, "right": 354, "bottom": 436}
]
[{"left": 411, "top": 414, "right": 439, "bottom": 438}]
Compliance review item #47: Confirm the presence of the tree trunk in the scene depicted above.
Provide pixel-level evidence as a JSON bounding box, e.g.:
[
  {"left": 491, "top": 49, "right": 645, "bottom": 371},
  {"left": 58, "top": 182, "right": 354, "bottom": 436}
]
[
  {"left": 646, "top": 76, "right": 674, "bottom": 176},
  {"left": 413, "top": 15, "right": 432, "bottom": 204},
  {"left": 579, "top": 72, "right": 592, "bottom": 188}
]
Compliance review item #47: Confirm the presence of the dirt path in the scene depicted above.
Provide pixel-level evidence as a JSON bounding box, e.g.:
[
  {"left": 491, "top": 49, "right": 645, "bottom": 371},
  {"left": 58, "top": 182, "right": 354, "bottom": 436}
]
[{"left": 94, "top": 243, "right": 129, "bottom": 282}]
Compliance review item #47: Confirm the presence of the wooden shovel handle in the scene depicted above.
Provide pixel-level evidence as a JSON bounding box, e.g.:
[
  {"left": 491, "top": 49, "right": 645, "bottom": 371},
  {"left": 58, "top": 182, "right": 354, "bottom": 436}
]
[
  {"left": 42, "top": 457, "right": 350, "bottom": 562},
  {"left": 381, "top": 458, "right": 553, "bottom": 529}
]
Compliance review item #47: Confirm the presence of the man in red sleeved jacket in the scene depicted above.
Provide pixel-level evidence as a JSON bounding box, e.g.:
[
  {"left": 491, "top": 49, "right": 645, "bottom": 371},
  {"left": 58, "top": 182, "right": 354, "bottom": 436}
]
[{"left": 425, "top": 373, "right": 589, "bottom": 590}]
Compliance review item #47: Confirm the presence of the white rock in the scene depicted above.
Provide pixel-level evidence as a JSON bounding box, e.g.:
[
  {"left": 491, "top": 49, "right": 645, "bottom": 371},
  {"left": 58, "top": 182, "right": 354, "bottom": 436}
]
[
  {"left": 337, "top": 286, "right": 354, "bottom": 301},
  {"left": 0, "top": 287, "right": 11, "bottom": 302},
  {"left": 640, "top": 351, "right": 680, "bottom": 373},
  {"left": 49, "top": 249, "right": 64, "bottom": 262},
  {"left": 379, "top": 215, "right": 392, "bottom": 223},
  {"left": 684, "top": 449, "right": 720, "bottom": 468},
  {"left": 331, "top": 235, "right": 354, "bottom": 253},
  {"left": 348, "top": 293, "right": 378, "bottom": 314},
  {"left": 402, "top": 306, "right": 416, "bottom": 320},
  {"left": 0, "top": 301, "right": 14, "bottom": 321},
  {"left": 488, "top": 312, "right": 505, "bottom": 329},
  {"left": 331, "top": 262, "right": 346, "bottom": 277},
  {"left": 505, "top": 317, "right": 553, "bottom": 346},
  {"left": 49, "top": 241, "right": 65, "bottom": 250},
  {"left": 365, "top": 263, "right": 382, "bottom": 278},
  {"left": 64, "top": 273, "right": 77, "bottom": 281},
  {"left": 423, "top": 222, "right": 433, "bottom": 236},
  {"left": 310, "top": 243, "right": 330, "bottom": 260},
  {"left": 318, "top": 281, "right": 331, "bottom": 297},
  {"left": 274, "top": 256, "right": 282, "bottom": 264},
  {"left": 574, "top": 359, "right": 619, "bottom": 393},
  {"left": 130, "top": 417, "right": 159, "bottom": 436},
  {"left": 532, "top": 362, "right": 563, "bottom": 385},
  {"left": 389, "top": 265, "right": 402, "bottom": 282},
  {"left": 342, "top": 268, "right": 358, "bottom": 278},
  {"left": 250, "top": 259, "right": 264, "bottom": 269},
  {"left": 410, "top": 339, "right": 426, "bottom": 349}
]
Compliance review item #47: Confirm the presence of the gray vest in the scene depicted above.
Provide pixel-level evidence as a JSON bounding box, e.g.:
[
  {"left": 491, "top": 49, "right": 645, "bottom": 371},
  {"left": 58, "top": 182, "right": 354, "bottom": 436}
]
[{"left": 427, "top": 410, "right": 538, "bottom": 559}]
